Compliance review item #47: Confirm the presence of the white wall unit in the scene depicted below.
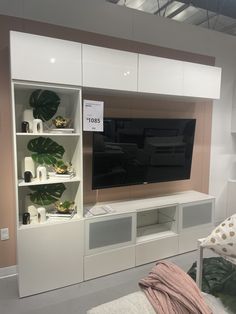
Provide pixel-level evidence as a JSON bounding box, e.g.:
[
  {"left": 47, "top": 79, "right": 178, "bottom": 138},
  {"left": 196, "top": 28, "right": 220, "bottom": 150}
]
[
  {"left": 183, "top": 62, "right": 222, "bottom": 99},
  {"left": 18, "top": 220, "right": 84, "bottom": 297},
  {"left": 82, "top": 44, "right": 138, "bottom": 91},
  {"left": 84, "top": 246, "right": 135, "bottom": 280},
  {"left": 138, "top": 54, "right": 184, "bottom": 96},
  {"left": 10, "top": 31, "right": 82, "bottom": 85}
]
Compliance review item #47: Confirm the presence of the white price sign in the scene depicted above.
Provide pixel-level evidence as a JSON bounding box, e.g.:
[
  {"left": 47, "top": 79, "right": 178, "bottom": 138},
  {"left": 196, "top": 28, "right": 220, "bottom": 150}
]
[{"left": 83, "top": 100, "right": 104, "bottom": 132}]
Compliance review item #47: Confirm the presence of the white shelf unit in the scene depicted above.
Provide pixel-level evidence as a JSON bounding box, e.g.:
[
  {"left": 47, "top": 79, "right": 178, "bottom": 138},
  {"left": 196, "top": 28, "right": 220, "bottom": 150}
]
[{"left": 11, "top": 80, "right": 84, "bottom": 297}]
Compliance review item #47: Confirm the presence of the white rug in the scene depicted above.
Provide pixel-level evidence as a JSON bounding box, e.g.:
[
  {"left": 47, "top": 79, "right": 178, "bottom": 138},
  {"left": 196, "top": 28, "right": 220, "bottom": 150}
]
[{"left": 87, "top": 291, "right": 231, "bottom": 314}]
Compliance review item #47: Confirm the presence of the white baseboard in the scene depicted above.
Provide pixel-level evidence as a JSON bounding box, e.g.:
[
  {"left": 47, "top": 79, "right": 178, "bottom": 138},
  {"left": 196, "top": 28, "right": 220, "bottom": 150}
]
[{"left": 0, "top": 265, "right": 17, "bottom": 279}]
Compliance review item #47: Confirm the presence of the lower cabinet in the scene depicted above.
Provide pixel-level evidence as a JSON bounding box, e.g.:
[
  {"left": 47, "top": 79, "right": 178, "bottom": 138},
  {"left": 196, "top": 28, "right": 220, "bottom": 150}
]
[
  {"left": 84, "top": 194, "right": 215, "bottom": 280},
  {"left": 18, "top": 219, "right": 84, "bottom": 297},
  {"left": 136, "top": 235, "right": 179, "bottom": 266},
  {"left": 178, "top": 199, "right": 214, "bottom": 253}
]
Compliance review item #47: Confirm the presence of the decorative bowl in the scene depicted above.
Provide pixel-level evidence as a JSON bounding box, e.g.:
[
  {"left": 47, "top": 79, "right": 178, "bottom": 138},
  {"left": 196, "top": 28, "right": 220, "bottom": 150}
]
[{"left": 52, "top": 116, "right": 71, "bottom": 128}]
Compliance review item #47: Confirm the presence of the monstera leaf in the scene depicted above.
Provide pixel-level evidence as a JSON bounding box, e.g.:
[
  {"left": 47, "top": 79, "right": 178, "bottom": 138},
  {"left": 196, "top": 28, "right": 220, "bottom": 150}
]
[
  {"left": 29, "top": 183, "right": 66, "bottom": 206},
  {"left": 29, "top": 89, "right": 60, "bottom": 122},
  {"left": 27, "top": 137, "right": 65, "bottom": 165}
]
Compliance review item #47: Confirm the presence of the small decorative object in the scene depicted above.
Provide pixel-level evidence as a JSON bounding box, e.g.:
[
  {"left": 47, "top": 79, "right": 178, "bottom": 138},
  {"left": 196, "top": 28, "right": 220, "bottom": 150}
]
[
  {"left": 23, "top": 109, "right": 34, "bottom": 132},
  {"left": 21, "top": 121, "right": 29, "bottom": 133},
  {"left": 29, "top": 89, "right": 60, "bottom": 122},
  {"left": 22, "top": 212, "right": 30, "bottom": 225},
  {"left": 53, "top": 160, "right": 72, "bottom": 175},
  {"left": 32, "top": 119, "right": 43, "bottom": 134},
  {"left": 27, "top": 137, "right": 65, "bottom": 165},
  {"left": 22, "top": 156, "right": 35, "bottom": 178},
  {"left": 29, "top": 183, "right": 66, "bottom": 206},
  {"left": 37, "top": 207, "right": 46, "bottom": 223},
  {"left": 24, "top": 171, "right": 32, "bottom": 183},
  {"left": 52, "top": 116, "right": 71, "bottom": 128},
  {"left": 27, "top": 205, "right": 38, "bottom": 224},
  {"left": 55, "top": 200, "right": 75, "bottom": 214},
  {"left": 36, "top": 165, "right": 47, "bottom": 181}
]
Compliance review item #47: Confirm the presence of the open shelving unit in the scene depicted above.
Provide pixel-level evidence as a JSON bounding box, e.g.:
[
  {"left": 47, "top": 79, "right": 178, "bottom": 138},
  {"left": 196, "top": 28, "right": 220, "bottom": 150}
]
[
  {"left": 12, "top": 81, "right": 83, "bottom": 226},
  {"left": 11, "top": 80, "right": 84, "bottom": 297}
]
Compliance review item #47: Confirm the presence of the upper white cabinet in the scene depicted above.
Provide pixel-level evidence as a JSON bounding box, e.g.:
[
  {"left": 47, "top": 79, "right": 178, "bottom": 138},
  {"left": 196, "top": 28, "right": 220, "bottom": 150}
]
[
  {"left": 82, "top": 44, "right": 138, "bottom": 91},
  {"left": 10, "top": 31, "right": 82, "bottom": 85},
  {"left": 183, "top": 62, "right": 222, "bottom": 99},
  {"left": 138, "top": 54, "right": 184, "bottom": 96},
  {"left": 138, "top": 54, "right": 221, "bottom": 99}
]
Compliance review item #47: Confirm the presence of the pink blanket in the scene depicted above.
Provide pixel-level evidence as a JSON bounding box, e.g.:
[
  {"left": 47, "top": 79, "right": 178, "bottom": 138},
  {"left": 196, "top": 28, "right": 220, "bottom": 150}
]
[{"left": 139, "top": 261, "right": 212, "bottom": 314}]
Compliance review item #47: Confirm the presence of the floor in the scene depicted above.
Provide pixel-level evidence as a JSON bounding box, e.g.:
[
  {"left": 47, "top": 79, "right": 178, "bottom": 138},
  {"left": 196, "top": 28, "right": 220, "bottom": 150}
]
[{"left": 0, "top": 250, "right": 213, "bottom": 314}]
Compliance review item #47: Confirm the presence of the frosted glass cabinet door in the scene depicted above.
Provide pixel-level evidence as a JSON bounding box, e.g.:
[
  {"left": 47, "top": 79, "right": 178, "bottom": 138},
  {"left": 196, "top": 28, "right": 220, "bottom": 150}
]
[
  {"left": 85, "top": 213, "right": 136, "bottom": 255},
  {"left": 179, "top": 199, "right": 214, "bottom": 231},
  {"left": 138, "top": 54, "right": 184, "bottom": 96},
  {"left": 82, "top": 44, "right": 138, "bottom": 91},
  {"left": 10, "top": 31, "right": 82, "bottom": 85}
]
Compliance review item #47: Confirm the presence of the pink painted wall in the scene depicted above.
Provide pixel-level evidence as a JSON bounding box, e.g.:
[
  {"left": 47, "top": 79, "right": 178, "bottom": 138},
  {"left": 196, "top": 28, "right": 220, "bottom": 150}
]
[{"left": 0, "top": 15, "right": 214, "bottom": 268}]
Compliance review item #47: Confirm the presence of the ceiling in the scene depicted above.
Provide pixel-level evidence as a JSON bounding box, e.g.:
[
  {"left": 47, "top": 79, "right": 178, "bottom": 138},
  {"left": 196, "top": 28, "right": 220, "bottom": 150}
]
[{"left": 107, "top": 0, "right": 236, "bottom": 36}]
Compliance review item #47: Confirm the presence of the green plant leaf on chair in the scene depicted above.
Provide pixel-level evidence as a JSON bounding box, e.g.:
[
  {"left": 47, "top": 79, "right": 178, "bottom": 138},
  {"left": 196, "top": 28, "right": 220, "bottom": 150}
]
[
  {"left": 29, "top": 89, "right": 60, "bottom": 122},
  {"left": 29, "top": 183, "right": 66, "bottom": 206},
  {"left": 27, "top": 137, "right": 65, "bottom": 165}
]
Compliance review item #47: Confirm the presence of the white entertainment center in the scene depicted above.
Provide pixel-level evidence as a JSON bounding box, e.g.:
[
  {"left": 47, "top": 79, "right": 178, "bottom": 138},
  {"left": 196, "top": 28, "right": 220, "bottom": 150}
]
[{"left": 10, "top": 31, "right": 221, "bottom": 297}]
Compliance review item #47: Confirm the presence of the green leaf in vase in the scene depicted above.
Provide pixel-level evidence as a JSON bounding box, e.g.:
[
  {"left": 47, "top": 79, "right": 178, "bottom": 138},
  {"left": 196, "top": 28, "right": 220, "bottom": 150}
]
[
  {"left": 29, "top": 183, "right": 66, "bottom": 206},
  {"left": 29, "top": 89, "right": 60, "bottom": 122},
  {"left": 27, "top": 137, "right": 65, "bottom": 165}
]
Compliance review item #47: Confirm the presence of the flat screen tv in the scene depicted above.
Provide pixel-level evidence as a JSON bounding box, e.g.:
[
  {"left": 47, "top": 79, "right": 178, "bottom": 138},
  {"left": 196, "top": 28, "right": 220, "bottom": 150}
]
[{"left": 92, "top": 118, "right": 196, "bottom": 189}]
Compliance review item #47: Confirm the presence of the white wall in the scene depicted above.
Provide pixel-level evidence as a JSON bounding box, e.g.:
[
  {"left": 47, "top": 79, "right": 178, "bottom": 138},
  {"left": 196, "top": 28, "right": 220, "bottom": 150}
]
[{"left": 1, "top": 0, "right": 236, "bottom": 222}]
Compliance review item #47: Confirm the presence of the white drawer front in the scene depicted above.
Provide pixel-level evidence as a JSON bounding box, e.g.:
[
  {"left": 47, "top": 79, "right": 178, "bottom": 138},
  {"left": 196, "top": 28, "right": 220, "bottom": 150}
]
[
  {"left": 179, "top": 225, "right": 213, "bottom": 254},
  {"left": 84, "top": 246, "right": 135, "bottom": 280},
  {"left": 136, "top": 235, "right": 179, "bottom": 266}
]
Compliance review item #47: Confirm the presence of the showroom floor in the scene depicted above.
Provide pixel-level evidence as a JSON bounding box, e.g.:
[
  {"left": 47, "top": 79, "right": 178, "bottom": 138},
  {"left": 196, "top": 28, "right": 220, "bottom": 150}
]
[{"left": 0, "top": 250, "right": 214, "bottom": 314}]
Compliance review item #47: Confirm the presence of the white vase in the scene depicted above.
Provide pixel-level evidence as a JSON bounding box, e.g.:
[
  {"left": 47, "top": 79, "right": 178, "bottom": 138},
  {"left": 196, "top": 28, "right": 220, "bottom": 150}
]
[
  {"left": 37, "top": 166, "right": 47, "bottom": 181},
  {"left": 33, "top": 119, "right": 43, "bottom": 134},
  {"left": 22, "top": 157, "right": 35, "bottom": 179},
  {"left": 38, "top": 207, "right": 46, "bottom": 223},
  {"left": 23, "top": 109, "right": 34, "bottom": 133},
  {"left": 27, "top": 205, "right": 38, "bottom": 224}
]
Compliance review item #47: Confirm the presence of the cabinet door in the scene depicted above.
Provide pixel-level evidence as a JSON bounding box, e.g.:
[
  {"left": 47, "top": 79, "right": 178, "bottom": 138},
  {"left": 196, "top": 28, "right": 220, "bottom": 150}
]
[
  {"left": 179, "top": 199, "right": 214, "bottom": 253},
  {"left": 82, "top": 44, "right": 138, "bottom": 91},
  {"left": 85, "top": 213, "right": 136, "bottom": 255},
  {"left": 18, "top": 220, "right": 84, "bottom": 297},
  {"left": 179, "top": 199, "right": 214, "bottom": 231},
  {"left": 10, "top": 31, "right": 82, "bottom": 85},
  {"left": 183, "top": 62, "right": 221, "bottom": 99},
  {"left": 138, "top": 54, "right": 184, "bottom": 96}
]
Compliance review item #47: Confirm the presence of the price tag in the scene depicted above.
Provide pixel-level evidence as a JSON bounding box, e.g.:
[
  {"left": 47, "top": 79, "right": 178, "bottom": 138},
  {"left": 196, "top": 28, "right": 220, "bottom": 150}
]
[{"left": 83, "top": 100, "right": 104, "bottom": 132}]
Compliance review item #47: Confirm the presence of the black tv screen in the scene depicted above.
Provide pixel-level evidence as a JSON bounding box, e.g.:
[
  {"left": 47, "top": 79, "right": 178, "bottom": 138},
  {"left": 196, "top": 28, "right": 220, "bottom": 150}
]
[{"left": 92, "top": 118, "right": 196, "bottom": 189}]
